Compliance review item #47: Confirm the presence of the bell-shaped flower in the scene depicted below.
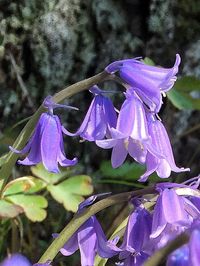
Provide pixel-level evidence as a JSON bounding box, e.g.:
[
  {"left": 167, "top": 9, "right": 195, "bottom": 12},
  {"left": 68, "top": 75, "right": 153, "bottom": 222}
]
[
  {"left": 105, "top": 54, "right": 180, "bottom": 112},
  {"left": 120, "top": 207, "right": 152, "bottom": 253},
  {"left": 167, "top": 225, "right": 200, "bottom": 266},
  {"left": 167, "top": 245, "right": 189, "bottom": 266},
  {"left": 10, "top": 97, "right": 78, "bottom": 173},
  {"left": 96, "top": 89, "right": 151, "bottom": 168},
  {"left": 139, "top": 113, "right": 189, "bottom": 182},
  {"left": 115, "top": 206, "right": 152, "bottom": 266},
  {"left": 151, "top": 184, "right": 200, "bottom": 239},
  {"left": 0, "top": 253, "right": 31, "bottom": 266},
  {"left": 63, "top": 86, "right": 117, "bottom": 141},
  {"left": 55, "top": 195, "right": 119, "bottom": 266}
]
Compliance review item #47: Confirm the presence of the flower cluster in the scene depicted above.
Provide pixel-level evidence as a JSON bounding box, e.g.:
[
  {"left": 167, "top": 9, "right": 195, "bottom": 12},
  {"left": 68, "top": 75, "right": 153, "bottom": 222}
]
[
  {"left": 10, "top": 55, "right": 189, "bottom": 181},
  {"left": 55, "top": 180, "right": 200, "bottom": 266}
]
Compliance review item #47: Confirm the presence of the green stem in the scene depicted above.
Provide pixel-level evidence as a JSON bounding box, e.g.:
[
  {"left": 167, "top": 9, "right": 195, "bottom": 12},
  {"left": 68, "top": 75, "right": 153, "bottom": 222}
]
[
  {"left": 144, "top": 232, "right": 189, "bottom": 266},
  {"left": 38, "top": 187, "right": 155, "bottom": 263},
  {"left": 0, "top": 71, "right": 109, "bottom": 194}
]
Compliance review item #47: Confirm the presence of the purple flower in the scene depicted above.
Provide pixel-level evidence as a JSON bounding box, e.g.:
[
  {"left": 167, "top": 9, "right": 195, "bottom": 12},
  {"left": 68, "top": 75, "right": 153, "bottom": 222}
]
[
  {"left": 63, "top": 86, "right": 117, "bottom": 141},
  {"left": 55, "top": 196, "right": 118, "bottom": 266},
  {"left": 139, "top": 113, "right": 189, "bottom": 182},
  {"left": 167, "top": 245, "right": 189, "bottom": 266},
  {"left": 10, "top": 97, "right": 77, "bottom": 173},
  {"left": 115, "top": 207, "right": 152, "bottom": 266},
  {"left": 96, "top": 89, "right": 150, "bottom": 168},
  {"left": 151, "top": 184, "right": 200, "bottom": 239},
  {"left": 105, "top": 54, "right": 180, "bottom": 112},
  {"left": 0, "top": 254, "right": 31, "bottom": 266},
  {"left": 167, "top": 226, "right": 200, "bottom": 266},
  {"left": 120, "top": 207, "right": 152, "bottom": 253}
]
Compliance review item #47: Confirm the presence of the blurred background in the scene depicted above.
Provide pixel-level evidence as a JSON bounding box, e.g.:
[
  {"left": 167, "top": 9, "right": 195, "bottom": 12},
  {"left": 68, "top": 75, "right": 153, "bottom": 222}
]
[{"left": 0, "top": 0, "right": 199, "bottom": 265}]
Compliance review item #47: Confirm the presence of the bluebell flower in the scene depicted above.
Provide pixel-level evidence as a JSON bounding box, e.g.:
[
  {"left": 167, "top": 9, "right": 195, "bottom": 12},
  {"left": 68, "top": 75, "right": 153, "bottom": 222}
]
[
  {"left": 54, "top": 195, "right": 119, "bottom": 266},
  {"left": 151, "top": 183, "right": 200, "bottom": 239},
  {"left": 139, "top": 113, "right": 190, "bottom": 182},
  {"left": 120, "top": 207, "right": 152, "bottom": 253},
  {"left": 0, "top": 254, "right": 31, "bottom": 266},
  {"left": 10, "top": 96, "right": 77, "bottom": 173},
  {"left": 63, "top": 86, "right": 117, "bottom": 141},
  {"left": 167, "top": 224, "right": 200, "bottom": 266},
  {"left": 105, "top": 54, "right": 180, "bottom": 112},
  {"left": 96, "top": 88, "right": 150, "bottom": 168},
  {"left": 115, "top": 206, "right": 152, "bottom": 266}
]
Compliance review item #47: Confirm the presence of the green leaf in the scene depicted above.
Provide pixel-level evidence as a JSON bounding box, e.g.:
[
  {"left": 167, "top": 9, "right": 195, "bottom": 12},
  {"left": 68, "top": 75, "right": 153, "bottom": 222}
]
[
  {"left": 6, "top": 195, "right": 48, "bottom": 222},
  {"left": 174, "top": 76, "right": 200, "bottom": 93},
  {"left": 99, "top": 161, "right": 145, "bottom": 180},
  {"left": 167, "top": 89, "right": 200, "bottom": 110},
  {"left": 3, "top": 176, "right": 45, "bottom": 196},
  {"left": 0, "top": 199, "right": 23, "bottom": 218},
  {"left": 31, "top": 163, "right": 73, "bottom": 184},
  {"left": 141, "top": 57, "right": 155, "bottom": 66},
  {"left": 47, "top": 175, "right": 93, "bottom": 212}
]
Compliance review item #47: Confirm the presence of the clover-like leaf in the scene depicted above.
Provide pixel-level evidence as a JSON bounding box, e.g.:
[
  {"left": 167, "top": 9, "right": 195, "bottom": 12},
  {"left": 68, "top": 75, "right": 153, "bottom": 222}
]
[
  {"left": 6, "top": 195, "right": 48, "bottom": 222},
  {"left": 2, "top": 176, "right": 45, "bottom": 196},
  {"left": 47, "top": 175, "right": 93, "bottom": 212},
  {"left": 31, "top": 163, "right": 73, "bottom": 184},
  {"left": 0, "top": 199, "right": 23, "bottom": 218}
]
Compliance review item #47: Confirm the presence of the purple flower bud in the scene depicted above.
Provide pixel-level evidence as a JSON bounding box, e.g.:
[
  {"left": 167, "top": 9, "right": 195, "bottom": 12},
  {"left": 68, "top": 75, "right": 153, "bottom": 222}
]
[
  {"left": 63, "top": 86, "right": 117, "bottom": 141},
  {"left": 10, "top": 97, "right": 77, "bottom": 173},
  {"left": 0, "top": 254, "right": 31, "bottom": 266},
  {"left": 105, "top": 55, "right": 180, "bottom": 112}
]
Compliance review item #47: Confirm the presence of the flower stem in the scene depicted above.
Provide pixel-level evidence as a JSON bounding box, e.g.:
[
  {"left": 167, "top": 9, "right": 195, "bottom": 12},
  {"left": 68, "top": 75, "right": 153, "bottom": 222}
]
[
  {"left": 144, "top": 232, "right": 189, "bottom": 266},
  {"left": 0, "top": 71, "right": 109, "bottom": 195},
  {"left": 38, "top": 187, "right": 155, "bottom": 263}
]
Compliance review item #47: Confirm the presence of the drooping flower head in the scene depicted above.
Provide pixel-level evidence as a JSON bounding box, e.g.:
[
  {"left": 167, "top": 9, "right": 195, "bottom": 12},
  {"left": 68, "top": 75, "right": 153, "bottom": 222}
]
[
  {"left": 105, "top": 54, "right": 180, "bottom": 112},
  {"left": 10, "top": 96, "right": 78, "bottom": 173},
  {"left": 63, "top": 86, "right": 117, "bottom": 141},
  {"left": 96, "top": 88, "right": 149, "bottom": 168},
  {"left": 139, "top": 113, "right": 190, "bottom": 182},
  {"left": 54, "top": 195, "right": 119, "bottom": 266}
]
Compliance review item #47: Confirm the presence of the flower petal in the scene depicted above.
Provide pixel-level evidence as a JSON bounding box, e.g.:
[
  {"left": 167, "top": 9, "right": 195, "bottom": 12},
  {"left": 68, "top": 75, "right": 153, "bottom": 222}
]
[
  {"left": 111, "top": 140, "right": 127, "bottom": 168},
  {"left": 40, "top": 114, "right": 60, "bottom": 172}
]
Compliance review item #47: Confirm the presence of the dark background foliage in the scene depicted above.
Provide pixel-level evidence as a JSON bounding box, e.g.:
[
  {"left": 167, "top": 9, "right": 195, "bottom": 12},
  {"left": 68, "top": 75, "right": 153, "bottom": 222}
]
[{"left": 0, "top": 0, "right": 199, "bottom": 264}]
